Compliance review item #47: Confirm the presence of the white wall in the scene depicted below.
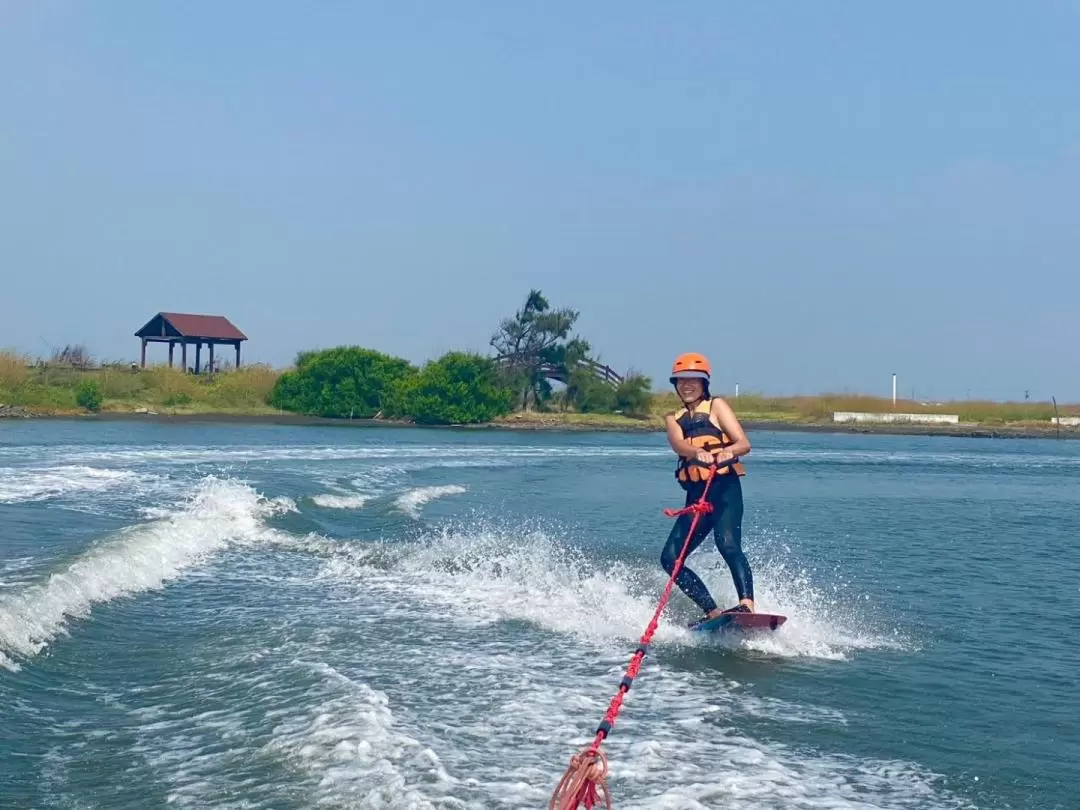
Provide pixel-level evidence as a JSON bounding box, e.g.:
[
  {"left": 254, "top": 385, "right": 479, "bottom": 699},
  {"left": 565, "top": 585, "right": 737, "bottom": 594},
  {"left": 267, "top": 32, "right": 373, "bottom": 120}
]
[
  {"left": 1051, "top": 417, "right": 1080, "bottom": 426},
  {"left": 833, "top": 411, "right": 960, "bottom": 425}
]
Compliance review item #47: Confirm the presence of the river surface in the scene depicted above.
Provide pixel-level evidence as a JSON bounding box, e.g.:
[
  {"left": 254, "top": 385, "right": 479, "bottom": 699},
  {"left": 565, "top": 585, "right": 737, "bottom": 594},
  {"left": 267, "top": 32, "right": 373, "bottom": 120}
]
[{"left": 1, "top": 419, "right": 1077, "bottom": 809}]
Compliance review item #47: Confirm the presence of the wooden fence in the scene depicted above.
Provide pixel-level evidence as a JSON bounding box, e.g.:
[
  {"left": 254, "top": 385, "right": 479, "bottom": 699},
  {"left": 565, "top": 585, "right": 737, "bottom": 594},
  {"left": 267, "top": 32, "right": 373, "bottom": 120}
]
[{"left": 494, "top": 355, "right": 624, "bottom": 386}]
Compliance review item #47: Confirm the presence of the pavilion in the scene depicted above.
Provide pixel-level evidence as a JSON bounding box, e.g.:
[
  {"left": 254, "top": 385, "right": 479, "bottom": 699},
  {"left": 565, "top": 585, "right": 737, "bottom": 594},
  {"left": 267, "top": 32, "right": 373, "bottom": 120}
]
[{"left": 135, "top": 312, "right": 248, "bottom": 374}]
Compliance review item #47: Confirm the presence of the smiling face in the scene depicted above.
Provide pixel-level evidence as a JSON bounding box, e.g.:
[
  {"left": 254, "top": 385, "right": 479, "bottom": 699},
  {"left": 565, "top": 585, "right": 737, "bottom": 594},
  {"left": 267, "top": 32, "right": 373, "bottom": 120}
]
[{"left": 674, "top": 376, "right": 706, "bottom": 403}]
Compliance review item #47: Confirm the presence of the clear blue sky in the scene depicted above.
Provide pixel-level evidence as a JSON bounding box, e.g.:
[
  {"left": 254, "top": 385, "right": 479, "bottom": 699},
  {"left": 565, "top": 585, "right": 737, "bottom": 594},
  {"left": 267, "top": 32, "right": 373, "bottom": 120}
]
[{"left": 2, "top": 2, "right": 1078, "bottom": 401}]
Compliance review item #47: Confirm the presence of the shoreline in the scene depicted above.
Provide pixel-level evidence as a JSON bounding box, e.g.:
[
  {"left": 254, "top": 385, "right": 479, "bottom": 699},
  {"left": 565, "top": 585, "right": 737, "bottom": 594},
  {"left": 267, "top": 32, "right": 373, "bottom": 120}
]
[{"left": 4, "top": 407, "right": 1079, "bottom": 440}]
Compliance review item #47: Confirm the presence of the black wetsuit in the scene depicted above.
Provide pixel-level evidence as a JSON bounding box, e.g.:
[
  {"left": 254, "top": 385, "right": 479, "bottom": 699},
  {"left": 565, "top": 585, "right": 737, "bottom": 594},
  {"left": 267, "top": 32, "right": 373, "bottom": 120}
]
[{"left": 660, "top": 475, "right": 753, "bottom": 615}]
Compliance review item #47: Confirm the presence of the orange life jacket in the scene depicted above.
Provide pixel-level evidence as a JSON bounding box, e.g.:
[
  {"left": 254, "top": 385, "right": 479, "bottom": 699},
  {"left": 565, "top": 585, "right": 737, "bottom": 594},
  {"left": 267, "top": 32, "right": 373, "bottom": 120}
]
[{"left": 674, "top": 399, "right": 745, "bottom": 488}]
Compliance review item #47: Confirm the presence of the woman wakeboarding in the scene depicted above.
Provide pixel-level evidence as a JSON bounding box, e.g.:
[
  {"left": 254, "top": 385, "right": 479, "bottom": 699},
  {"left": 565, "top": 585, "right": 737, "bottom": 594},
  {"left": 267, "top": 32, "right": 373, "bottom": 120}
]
[{"left": 660, "top": 352, "right": 755, "bottom": 628}]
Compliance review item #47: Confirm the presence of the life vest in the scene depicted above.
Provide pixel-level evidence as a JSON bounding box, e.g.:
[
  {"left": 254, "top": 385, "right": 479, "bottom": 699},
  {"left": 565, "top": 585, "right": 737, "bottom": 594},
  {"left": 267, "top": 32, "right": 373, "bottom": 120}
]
[{"left": 674, "top": 399, "right": 745, "bottom": 488}]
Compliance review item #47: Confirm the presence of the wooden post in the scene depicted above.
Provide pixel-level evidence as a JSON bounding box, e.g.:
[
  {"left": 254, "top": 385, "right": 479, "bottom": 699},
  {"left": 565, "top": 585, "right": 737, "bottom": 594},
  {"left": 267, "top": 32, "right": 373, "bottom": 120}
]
[
  {"left": 195, "top": 342, "right": 202, "bottom": 374},
  {"left": 182, "top": 341, "right": 188, "bottom": 372},
  {"left": 209, "top": 343, "right": 215, "bottom": 375},
  {"left": 141, "top": 338, "right": 147, "bottom": 368},
  {"left": 168, "top": 341, "right": 175, "bottom": 368},
  {"left": 235, "top": 341, "right": 241, "bottom": 368}
]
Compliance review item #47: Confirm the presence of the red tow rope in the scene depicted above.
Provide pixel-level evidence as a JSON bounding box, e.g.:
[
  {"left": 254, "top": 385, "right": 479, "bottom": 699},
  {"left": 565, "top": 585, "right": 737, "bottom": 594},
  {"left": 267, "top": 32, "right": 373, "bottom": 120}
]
[{"left": 548, "top": 463, "right": 721, "bottom": 810}]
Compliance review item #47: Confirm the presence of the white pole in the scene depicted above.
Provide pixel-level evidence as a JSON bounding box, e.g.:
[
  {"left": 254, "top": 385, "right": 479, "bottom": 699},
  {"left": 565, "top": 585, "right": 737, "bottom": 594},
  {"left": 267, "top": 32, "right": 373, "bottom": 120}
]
[
  {"left": 735, "top": 382, "right": 739, "bottom": 398},
  {"left": 892, "top": 373, "right": 897, "bottom": 407}
]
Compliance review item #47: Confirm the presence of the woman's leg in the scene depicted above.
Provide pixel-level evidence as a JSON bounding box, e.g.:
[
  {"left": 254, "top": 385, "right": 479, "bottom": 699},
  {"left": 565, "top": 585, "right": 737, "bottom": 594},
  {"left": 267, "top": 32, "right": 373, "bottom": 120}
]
[
  {"left": 660, "top": 505, "right": 718, "bottom": 615},
  {"left": 712, "top": 476, "right": 754, "bottom": 606}
]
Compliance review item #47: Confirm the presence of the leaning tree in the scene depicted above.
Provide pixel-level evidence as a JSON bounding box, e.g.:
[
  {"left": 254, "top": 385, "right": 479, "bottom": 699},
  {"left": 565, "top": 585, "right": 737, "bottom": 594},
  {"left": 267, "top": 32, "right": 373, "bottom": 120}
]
[{"left": 490, "top": 289, "right": 587, "bottom": 411}]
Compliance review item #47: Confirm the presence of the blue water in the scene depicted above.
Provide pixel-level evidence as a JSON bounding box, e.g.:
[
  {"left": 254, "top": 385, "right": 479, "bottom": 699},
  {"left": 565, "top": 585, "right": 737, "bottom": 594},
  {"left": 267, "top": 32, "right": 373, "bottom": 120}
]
[{"left": 1, "top": 420, "right": 1077, "bottom": 809}]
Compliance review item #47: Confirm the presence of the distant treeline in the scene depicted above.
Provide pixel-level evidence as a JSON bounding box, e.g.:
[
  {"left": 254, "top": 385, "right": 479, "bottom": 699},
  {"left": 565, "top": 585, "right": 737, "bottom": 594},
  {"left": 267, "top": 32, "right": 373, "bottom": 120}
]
[
  {"left": 0, "top": 289, "right": 654, "bottom": 424},
  {"left": 268, "top": 288, "right": 653, "bottom": 423}
]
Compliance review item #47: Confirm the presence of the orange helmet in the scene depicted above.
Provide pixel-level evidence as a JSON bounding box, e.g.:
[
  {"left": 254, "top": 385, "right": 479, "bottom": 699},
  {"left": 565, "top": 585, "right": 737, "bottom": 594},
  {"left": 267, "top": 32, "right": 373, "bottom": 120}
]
[{"left": 670, "top": 352, "right": 711, "bottom": 384}]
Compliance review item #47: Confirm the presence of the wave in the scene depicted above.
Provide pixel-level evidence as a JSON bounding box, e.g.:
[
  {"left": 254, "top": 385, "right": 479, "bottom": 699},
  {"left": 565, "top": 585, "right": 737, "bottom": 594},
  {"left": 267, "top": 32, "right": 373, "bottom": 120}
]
[
  {"left": 0, "top": 466, "right": 143, "bottom": 505},
  {"left": 0, "top": 477, "right": 293, "bottom": 671},
  {"left": 393, "top": 485, "right": 468, "bottom": 519},
  {"left": 311, "top": 493, "right": 372, "bottom": 510}
]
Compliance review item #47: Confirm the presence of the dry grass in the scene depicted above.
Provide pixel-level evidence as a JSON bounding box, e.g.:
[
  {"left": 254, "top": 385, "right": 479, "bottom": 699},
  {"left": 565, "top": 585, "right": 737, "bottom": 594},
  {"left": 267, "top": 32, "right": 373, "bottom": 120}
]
[
  {"left": 0, "top": 350, "right": 30, "bottom": 393},
  {"left": 139, "top": 366, "right": 203, "bottom": 404},
  {"left": 203, "top": 364, "right": 280, "bottom": 409}
]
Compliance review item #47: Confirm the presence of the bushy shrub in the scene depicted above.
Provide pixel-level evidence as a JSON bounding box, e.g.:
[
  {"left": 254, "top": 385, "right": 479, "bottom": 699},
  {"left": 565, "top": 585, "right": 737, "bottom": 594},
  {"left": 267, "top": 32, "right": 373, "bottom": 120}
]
[
  {"left": 565, "top": 366, "right": 616, "bottom": 413},
  {"left": 384, "top": 351, "right": 514, "bottom": 424},
  {"left": 75, "top": 379, "right": 103, "bottom": 412},
  {"left": 268, "top": 346, "right": 416, "bottom": 418}
]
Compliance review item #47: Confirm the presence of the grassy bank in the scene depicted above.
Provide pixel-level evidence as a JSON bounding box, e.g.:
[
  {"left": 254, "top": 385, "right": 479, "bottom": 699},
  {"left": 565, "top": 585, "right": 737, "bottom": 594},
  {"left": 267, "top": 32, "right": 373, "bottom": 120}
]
[
  {"left": 0, "top": 355, "right": 280, "bottom": 416},
  {"left": 659, "top": 391, "right": 1080, "bottom": 427},
  {"left": 494, "top": 392, "right": 1080, "bottom": 436},
  {"left": 3, "top": 353, "right": 1078, "bottom": 435}
]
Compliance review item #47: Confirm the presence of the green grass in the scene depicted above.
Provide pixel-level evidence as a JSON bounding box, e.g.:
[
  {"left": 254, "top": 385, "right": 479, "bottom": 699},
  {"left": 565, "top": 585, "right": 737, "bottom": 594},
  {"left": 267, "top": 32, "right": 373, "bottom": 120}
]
[{"left": 3, "top": 350, "right": 1077, "bottom": 429}]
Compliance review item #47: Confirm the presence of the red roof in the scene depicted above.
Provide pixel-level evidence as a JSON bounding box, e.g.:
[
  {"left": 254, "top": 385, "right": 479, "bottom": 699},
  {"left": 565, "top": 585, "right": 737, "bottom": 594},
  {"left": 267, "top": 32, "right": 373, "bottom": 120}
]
[{"left": 136, "top": 312, "right": 248, "bottom": 341}]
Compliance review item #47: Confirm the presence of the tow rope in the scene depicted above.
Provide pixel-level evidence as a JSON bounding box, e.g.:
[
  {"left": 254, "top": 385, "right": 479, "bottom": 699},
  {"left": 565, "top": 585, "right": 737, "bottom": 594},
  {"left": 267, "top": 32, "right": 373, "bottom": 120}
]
[{"left": 548, "top": 461, "right": 725, "bottom": 810}]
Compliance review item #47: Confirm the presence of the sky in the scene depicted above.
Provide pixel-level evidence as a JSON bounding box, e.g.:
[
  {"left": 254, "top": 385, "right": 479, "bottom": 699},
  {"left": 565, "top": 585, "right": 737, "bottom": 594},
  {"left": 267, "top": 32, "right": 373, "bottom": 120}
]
[{"left": 2, "top": 2, "right": 1078, "bottom": 401}]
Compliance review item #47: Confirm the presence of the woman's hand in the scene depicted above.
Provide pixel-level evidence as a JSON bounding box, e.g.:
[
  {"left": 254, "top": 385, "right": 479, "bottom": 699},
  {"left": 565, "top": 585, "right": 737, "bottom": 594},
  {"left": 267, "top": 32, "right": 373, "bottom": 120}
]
[{"left": 695, "top": 450, "right": 715, "bottom": 465}]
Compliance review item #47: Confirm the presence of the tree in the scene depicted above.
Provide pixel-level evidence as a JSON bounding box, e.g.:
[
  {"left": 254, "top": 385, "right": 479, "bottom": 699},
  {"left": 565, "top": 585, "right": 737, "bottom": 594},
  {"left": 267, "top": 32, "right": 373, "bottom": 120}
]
[
  {"left": 490, "top": 289, "right": 582, "bottom": 410},
  {"left": 384, "top": 351, "right": 514, "bottom": 424},
  {"left": 268, "top": 346, "right": 416, "bottom": 418}
]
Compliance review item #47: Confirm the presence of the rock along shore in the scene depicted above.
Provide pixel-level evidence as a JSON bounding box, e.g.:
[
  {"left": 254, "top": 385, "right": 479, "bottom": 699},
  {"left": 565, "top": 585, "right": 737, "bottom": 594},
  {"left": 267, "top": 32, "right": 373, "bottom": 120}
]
[{"left": 0, "top": 404, "right": 35, "bottom": 419}]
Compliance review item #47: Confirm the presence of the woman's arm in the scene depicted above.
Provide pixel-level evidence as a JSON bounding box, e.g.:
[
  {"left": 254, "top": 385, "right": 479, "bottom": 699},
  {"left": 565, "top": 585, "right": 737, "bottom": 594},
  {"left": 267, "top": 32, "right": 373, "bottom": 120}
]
[
  {"left": 665, "top": 413, "right": 714, "bottom": 463},
  {"left": 711, "top": 398, "right": 751, "bottom": 457}
]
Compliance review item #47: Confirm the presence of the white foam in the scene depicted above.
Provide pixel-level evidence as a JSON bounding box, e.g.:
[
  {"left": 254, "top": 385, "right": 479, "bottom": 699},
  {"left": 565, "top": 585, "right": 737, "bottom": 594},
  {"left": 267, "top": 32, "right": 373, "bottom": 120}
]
[
  {"left": 262, "top": 661, "right": 453, "bottom": 808},
  {"left": 0, "top": 476, "right": 293, "bottom": 670},
  {"left": 393, "top": 485, "right": 467, "bottom": 519},
  {"left": 317, "top": 524, "right": 906, "bottom": 662},
  {"left": 311, "top": 493, "right": 372, "bottom": 510},
  {"left": 398, "top": 644, "right": 968, "bottom": 810},
  {"left": 119, "top": 654, "right": 455, "bottom": 809},
  {"left": 0, "top": 465, "right": 141, "bottom": 504},
  {"left": 395, "top": 527, "right": 665, "bottom": 641},
  {"left": 30, "top": 444, "right": 669, "bottom": 468},
  {"left": 673, "top": 542, "right": 911, "bottom": 660}
]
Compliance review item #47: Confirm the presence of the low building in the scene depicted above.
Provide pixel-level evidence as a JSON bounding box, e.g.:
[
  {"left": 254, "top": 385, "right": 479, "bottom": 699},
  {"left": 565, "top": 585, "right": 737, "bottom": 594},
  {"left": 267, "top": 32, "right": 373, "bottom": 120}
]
[{"left": 135, "top": 312, "right": 248, "bottom": 373}]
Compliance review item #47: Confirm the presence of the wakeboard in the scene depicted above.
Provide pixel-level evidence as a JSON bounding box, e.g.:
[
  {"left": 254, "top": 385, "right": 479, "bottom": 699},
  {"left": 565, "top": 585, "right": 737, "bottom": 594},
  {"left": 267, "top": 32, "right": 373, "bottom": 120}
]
[{"left": 690, "top": 612, "right": 787, "bottom": 634}]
